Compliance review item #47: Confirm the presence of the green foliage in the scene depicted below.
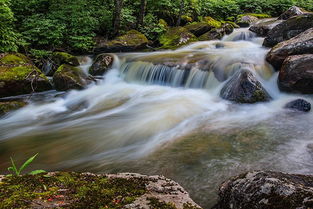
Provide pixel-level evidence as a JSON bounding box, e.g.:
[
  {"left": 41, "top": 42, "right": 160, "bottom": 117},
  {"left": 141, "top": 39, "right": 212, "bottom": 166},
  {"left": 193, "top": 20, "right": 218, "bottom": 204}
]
[
  {"left": 139, "top": 13, "right": 167, "bottom": 40},
  {"left": 7, "top": 153, "right": 46, "bottom": 176}
]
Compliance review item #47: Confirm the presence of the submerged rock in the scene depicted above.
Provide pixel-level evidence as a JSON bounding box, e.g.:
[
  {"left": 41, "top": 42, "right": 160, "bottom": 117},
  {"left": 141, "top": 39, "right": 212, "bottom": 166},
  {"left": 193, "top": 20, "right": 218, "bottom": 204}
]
[
  {"left": 266, "top": 28, "right": 313, "bottom": 70},
  {"left": 215, "top": 171, "right": 313, "bottom": 209},
  {"left": 263, "top": 13, "right": 313, "bottom": 47},
  {"left": 53, "top": 64, "right": 93, "bottom": 91},
  {"left": 89, "top": 54, "right": 114, "bottom": 76},
  {"left": 159, "top": 27, "right": 198, "bottom": 49},
  {"left": 94, "top": 30, "right": 149, "bottom": 53},
  {"left": 0, "top": 53, "right": 52, "bottom": 98},
  {"left": 278, "top": 54, "right": 313, "bottom": 94},
  {"left": 199, "top": 24, "right": 234, "bottom": 41},
  {"left": 236, "top": 15, "right": 258, "bottom": 27},
  {"left": 0, "top": 100, "right": 27, "bottom": 116},
  {"left": 0, "top": 172, "right": 201, "bottom": 209},
  {"left": 285, "top": 99, "right": 311, "bottom": 112},
  {"left": 220, "top": 69, "right": 271, "bottom": 104},
  {"left": 279, "top": 6, "right": 309, "bottom": 20},
  {"left": 249, "top": 19, "right": 283, "bottom": 37}
]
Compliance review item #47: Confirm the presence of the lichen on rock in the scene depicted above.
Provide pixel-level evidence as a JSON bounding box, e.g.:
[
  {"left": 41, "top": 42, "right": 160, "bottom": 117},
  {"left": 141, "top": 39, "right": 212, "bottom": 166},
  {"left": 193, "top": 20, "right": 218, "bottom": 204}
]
[{"left": 159, "top": 27, "right": 198, "bottom": 49}]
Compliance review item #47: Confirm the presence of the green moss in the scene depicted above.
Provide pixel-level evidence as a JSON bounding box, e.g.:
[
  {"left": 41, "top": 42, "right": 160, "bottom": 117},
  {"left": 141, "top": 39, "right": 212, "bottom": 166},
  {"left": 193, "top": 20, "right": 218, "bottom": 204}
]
[
  {"left": 220, "top": 21, "right": 240, "bottom": 28},
  {"left": 159, "top": 27, "right": 198, "bottom": 49},
  {"left": 0, "top": 65, "right": 48, "bottom": 81},
  {"left": 159, "top": 19, "right": 169, "bottom": 28},
  {"left": 202, "top": 17, "right": 222, "bottom": 28},
  {"left": 0, "top": 172, "right": 147, "bottom": 209},
  {"left": 107, "top": 30, "right": 149, "bottom": 47},
  {"left": 237, "top": 13, "right": 271, "bottom": 19},
  {"left": 148, "top": 197, "right": 177, "bottom": 209},
  {"left": 0, "top": 53, "right": 30, "bottom": 65},
  {"left": 0, "top": 101, "right": 27, "bottom": 115},
  {"left": 53, "top": 52, "right": 80, "bottom": 66},
  {"left": 181, "top": 15, "right": 193, "bottom": 23}
]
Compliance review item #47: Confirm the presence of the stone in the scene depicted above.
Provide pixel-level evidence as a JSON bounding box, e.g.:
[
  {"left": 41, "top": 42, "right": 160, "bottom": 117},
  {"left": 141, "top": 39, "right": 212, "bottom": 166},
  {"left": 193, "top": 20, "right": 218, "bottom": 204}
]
[
  {"left": 185, "top": 22, "right": 214, "bottom": 37},
  {"left": 263, "top": 13, "right": 313, "bottom": 47},
  {"left": 159, "top": 27, "right": 198, "bottom": 49},
  {"left": 278, "top": 54, "right": 313, "bottom": 94},
  {"left": 284, "top": 99, "right": 311, "bottom": 112},
  {"left": 53, "top": 64, "right": 93, "bottom": 91},
  {"left": 0, "top": 100, "right": 27, "bottom": 116},
  {"left": 89, "top": 54, "right": 114, "bottom": 76},
  {"left": 220, "top": 69, "right": 272, "bottom": 104},
  {"left": 215, "top": 171, "right": 313, "bottom": 209},
  {"left": 266, "top": 28, "right": 313, "bottom": 70},
  {"left": 236, "top": 15, "right": 259, "bottom": 27},
  {"left": 279, "top": 6, "right": 309, "bottom": 20},
  {"left": 199, "top": 24, "right": 234, "bottom": 41},
  {"left": 249, "top": 19, "right": 284, "bottom": 37}
]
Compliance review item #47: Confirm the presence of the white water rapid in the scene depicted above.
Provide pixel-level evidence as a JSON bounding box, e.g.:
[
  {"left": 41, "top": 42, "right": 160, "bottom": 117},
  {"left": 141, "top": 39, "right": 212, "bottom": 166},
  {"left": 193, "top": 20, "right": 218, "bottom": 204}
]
[{"left": 0, "top": 28, "right": 313, "bottom": 208}]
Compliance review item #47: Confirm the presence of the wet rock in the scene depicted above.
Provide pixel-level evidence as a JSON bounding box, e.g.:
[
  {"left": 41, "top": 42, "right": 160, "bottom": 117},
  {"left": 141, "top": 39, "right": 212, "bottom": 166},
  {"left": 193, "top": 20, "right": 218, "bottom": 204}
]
[
  {"left": 285, "top": 99, "right": 311, "bottom": 112},
  {"left": 89, "top": 54, "right": 114, "bottom": 76},
  {"left": 279, "top": 6, "right": 309, "bottom": 20},
  {"left": 94, "top": 30, "right": 149, "bottom": 53},
  {"left": 45, "top": 52, "right": 80, "bottom": 76},
  {"left": 199, "top": 24, "right": 234, "bottom": 41},
  {"left": 0, "top": 172, "right": 201, "bottom": 209},
  {"left": 278, "top": 54, "right": 313, "bottom": 94},
  {"left": 249, "top": 19, "right": 284, "bottom": 37},
  {"left": 159, "top": 27, "right": 198, "bottom": 49},
  {"left": 185, "top": 22, "right": 214, "bottom": 37},
  {"left": 0, "top": 100, "right": 27, "bottom": 116},
  {"left": 220, "top": 69, "right": 272, "bottom": 104},
  {"left": 236, "top": 15, "right": 259, "bottom": 27},
  {"left": 266, "top": 28, "right": 313, "bottom": 70},
  {"left": 215, "top": 171, "right": 313, "bottom": 209},
  {"left": 263, "top": 13, "right": 313, "bottom": 47},
  {"left": 0, "top": 53, "right": 52, "bottom": 98},
  {"left": 53, "top": 64, "right": 93, "bottom": 91}
]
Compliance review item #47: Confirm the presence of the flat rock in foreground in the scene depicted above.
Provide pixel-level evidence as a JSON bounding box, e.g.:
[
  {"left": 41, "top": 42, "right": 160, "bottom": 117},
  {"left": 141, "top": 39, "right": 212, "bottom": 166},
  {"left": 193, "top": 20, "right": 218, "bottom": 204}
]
[
  {"left": 0, "top": 172, "right": 201, "bottom": 209},
  {"left": 214, "top": 171, "right": 313, "bottom": 209}
]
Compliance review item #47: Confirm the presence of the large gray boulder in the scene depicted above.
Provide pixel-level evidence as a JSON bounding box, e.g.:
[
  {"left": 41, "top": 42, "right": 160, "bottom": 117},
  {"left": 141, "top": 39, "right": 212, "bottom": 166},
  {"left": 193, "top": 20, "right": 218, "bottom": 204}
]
[
  {"left": 266, "top": 28, "right": 313, "bottom": 70},
  {"left": 278, "top": 54, "right": 313, "bottom": 94},
  {"left": 249, "top": 19, "right": 283, "bottom": 37},
  {"left": 89, "top": 54, "right": 114, "bottom": 76},
  {"left": 236, "top": 15, "right": 259, "bottom": 27},
  {"left": 220, "top": 69, "right": 272, "bottom": 104},
  {"left": 215, "top": 171, "right": 313, "bottom": 209},
  {"left": 279, "top": 6, "right": 310, "bottom": 20},
  {"left": 263, "top": 13, "right": 313, "bottom": 47}
]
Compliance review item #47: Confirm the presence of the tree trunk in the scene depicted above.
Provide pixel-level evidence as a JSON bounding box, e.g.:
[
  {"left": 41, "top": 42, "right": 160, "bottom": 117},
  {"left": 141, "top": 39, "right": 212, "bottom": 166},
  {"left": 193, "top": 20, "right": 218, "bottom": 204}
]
[
  {"left": 137, "top": 0, "right": 147, "bottom": 28},
  {"left": 176, "top": 0, "right": 184, "bottom": 26},
  {"left": 113, "top": 0, "right": 123, "bottom": 36}
]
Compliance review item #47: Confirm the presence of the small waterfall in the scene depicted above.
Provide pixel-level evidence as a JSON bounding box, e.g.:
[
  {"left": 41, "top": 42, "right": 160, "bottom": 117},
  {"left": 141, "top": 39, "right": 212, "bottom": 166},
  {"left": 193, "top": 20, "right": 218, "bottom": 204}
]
[
  {"left": 77, "top": 56, "right": 93, "bottom": 74},
  {"left": 223, "top": 28, "right": 257, "bottom": 41}
]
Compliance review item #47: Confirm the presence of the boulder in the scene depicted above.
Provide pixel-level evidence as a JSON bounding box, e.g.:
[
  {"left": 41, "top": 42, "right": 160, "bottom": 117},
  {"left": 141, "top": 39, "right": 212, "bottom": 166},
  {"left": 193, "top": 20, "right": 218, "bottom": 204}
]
[
  {"left": 53, "top": 64, "right": 93, "bottom": 91},
  {"left": 185, "top": 22, "right": 214, "bottom": 37},
  {"left": 199, "top": 24, "right": 234, "bottom": 41},
  {"left": 263, "top": 13, "right": 313, "bottom": 47},
  {"left": 0, "top": 53, "right": 52, "bottom": 98},
  {"left": 278, "top": 54, "right": 313, "bottom": 94},
  {"left": 44, "top": 52, "right": 80, "bottom": 76},
  {"left": 285, "top": 99, "right": 311, "bottom": 112},
  {"left": 249, "top": 19, "right": 284, "bottom": 37},
  {"left": 0, "top": 172, "right": 201, "bottom": 209},
  {"left": 159, "top": 27, "right": 198, "bottom": 49},
  {"left": 0, "top": 100, "right": 27, "bottom": 116},
  {"left": 89, "top": 54, "right": 114, "bottom": 76},
  {"left": 266, "top": 28, "right": 313, "bottom": 70},
  {"left": 94, "top": 30, "right": 149, "bottom": 53},
  {"left": 220, "top": 69, "right": 272, "bottom": 104},
  {"left": 279, "top": 6, "right": 309, "bottom": 20},
  {"left": 215, "top": 171, "right": 313, "bottom": 209},
  {"left": 236, "top": 15, "right": 259, "bottom": 27}
]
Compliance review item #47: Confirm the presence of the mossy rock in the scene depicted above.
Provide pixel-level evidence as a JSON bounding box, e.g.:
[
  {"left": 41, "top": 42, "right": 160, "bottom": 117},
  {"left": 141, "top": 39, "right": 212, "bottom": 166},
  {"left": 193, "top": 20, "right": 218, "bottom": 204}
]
[
  {"left": 52, "top": 52, "right": 80, "bottom": 67},
  {"left": 202, "top": 16, "right": 222, "bottom": 28},
  {"left": 95, "top": 30, "right": 149, "bottom": 53},
  {"left": 199, "top": 23, "right": 234, "bottom": 41},
  {"left": 159, "top": 27, "right": 198, "bottom": 49},
  {"left": 0, "top": 100, "right": 27, "bottom": 116},
  {"left": 0, "top": 54, "right": 52, "bottom": 98},
  {"left": 89, "top": 54, "right": 114, "bottom": 76},
  {"left": 236, "top": 15, "right": 259, "bottom": 27},
  {"left": 237, "top": 13, "right": 271, "bottom": 19},
  {"left": 185, "top": 22, "right": 214, "bottom": 37},
  {"left": 180, "top": 15, "right": 193, "bottom": 25},
  {"left": 53, "top": 64, "right": 92, "bottom": 91}
]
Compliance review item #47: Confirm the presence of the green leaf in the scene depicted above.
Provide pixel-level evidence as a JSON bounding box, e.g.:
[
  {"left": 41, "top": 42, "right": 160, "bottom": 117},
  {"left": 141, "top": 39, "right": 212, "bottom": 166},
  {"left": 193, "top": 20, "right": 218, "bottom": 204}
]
[
  {"left": 9, "top": 157, "right": 18, "bottom": 175},
  {"left": 29, "top": 170, "right": 46, "bottom": 175},
  {"left": 18, "top": 153, "right": 38, "bottom": 175}
]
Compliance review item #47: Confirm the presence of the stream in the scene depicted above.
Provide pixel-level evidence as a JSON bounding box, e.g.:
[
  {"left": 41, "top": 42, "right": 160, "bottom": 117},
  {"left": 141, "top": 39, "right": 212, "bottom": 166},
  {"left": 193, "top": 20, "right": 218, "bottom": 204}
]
[{"left": 1, "top": 28, "right": 313, "bottom": 208}]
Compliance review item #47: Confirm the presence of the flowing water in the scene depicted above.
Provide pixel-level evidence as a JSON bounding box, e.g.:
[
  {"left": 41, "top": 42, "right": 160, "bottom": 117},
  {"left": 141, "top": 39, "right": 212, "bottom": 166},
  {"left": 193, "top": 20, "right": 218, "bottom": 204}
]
[{"left": 1, "top": 28, "right": 313, "bottom": 208}]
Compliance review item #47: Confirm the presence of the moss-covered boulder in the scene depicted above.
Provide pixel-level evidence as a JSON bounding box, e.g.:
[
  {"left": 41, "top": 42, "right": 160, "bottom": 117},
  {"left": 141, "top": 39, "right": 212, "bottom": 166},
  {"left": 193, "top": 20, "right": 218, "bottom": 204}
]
[
  {"left": 53, "top": 64, "right": 93, "bottom": 91},
  {"left": 199, "top": 23, "right": 234, "bottom": 41},
  {"left": 0, "top": 53, "right": 52, "bottom": 98},
  {"left": 202, "top": 16, "right": 222, "bottom": 28},
  {"left": 236, "top": 15, "right": 259, "bottom": 27},
  {"left": 94, "top": 30, "right": 149, "bottom": 53},
  {"left": 215, "top": 171, "right": 313, "bottom": 209},
  {"left": 0, "top": 100, "right": 27, "bottom": 116},
  {"left": 159, "top": 27, "right": 198, "bottom": 49},
  {"left": 89, "top": 54, "right": 114, "bottom": 76},
  {"left": 185, "top": 22, "right": 214, "bottom": 37},
  {"left": 0, "top": 172, "right": 201, "bottom": 209},
  {"left": 263, "top": 13, "right": 313, "bottom": 47},
  {"left": 220, "top": 69, "right": 272, "bottom": 104},
  {"left": 45, "top": 52, "right": 80, "bottom": 76}
]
